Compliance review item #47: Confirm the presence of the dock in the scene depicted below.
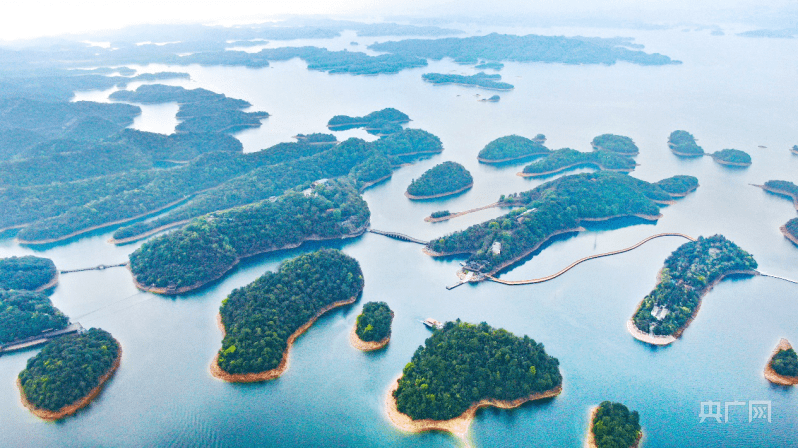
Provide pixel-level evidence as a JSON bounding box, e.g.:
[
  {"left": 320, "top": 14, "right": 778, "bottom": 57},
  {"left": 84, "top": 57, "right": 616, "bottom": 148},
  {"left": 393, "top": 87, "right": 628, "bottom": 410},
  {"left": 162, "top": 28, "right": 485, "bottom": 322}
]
[
  {"left": 61, "top": 263, "right": 128, "bottom": 274},
  {"left": 368, "top": 229, "right": 428, "bottom": 245},
  {"left": 0, "top": 323, "right": 85, "bottom": 355}
]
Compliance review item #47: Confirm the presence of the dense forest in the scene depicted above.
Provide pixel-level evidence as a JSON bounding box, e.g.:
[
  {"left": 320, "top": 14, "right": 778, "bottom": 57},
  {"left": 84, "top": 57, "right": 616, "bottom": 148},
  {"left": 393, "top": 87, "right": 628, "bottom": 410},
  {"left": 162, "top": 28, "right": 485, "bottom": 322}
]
[
  {"left": 369, "top": 33, "right": 679, "bottom": 66},
  {"left": 293, "top": 133, "right": 338, "bottom": 144},
  {"left": 129, "top": 180, "right": 369, "bottom": 291},
  {"left": 216, "top": 249, "right": 364, "bottom": 375},
  {"left": 355, "top": 301, "right": 393, "bottom": 342},
  {"left": 393, "top": 320, "right": 562, "bottom": 421},
  {"left": 406, "top": 161, "right": 473, "bottom": 198},
  {"left": 653, "top": 175, "right": 699, "bottom": 196},
  {"left": 632, "top": 235, "right": 757, "bottom": 336},
  {"left": 668, "top": 130, "right": 704, "bottom": 156},
  {"left": 591, "top": 401, "right": 642, "bottom": 448},
  {"left": 18, "top": 328, "right": 120, "bottom": 412},
  {"left": 421, "top": 72, "right": 514, "bottom": 90},
  {"left": 521, "top": 148, "right": 636, "bottom": 176},
  {"left": 763, "top": 180, "right": 798, "bottom": 197},
  {"left": 770, "top": 347, "right": 798, "bottom": 377},
  {"left": 591, "top": 134, "right": 639, "bottom": 155},
  {"left": 785, "top": 218, "right": 798, "bottom": 240},
  {"left": 477, "top": 135, "right": 550, "bottom": 163},
  {"left": 327, "top": 108, "right": 410, "bottom": 133},
  {"left": 0, "top": 290, "right": 69, "bottom": 344},
  {"left": 474, "top": 62, "right": 504, "bottom": 70},
  {"left": 712, "top": 149, "right": 752, "bottom": 165},
  {"left": 427, "top": 172, "right": 697, "bottom": 273},
  {"left": 0, "top": 256, "right": 56, "bottom": 290}
]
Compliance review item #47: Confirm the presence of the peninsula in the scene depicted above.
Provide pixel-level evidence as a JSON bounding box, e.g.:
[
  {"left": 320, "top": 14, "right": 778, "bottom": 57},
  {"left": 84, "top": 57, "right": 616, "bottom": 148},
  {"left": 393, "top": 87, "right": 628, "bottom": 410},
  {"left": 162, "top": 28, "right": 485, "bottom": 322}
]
[
  {"left": 17, "top": 328, "right": 121, "bottom": 420},
  {"left": 629, "top": 235, "right": 757, "bottom": 344},
  {"left": 519, "top": 148, "right": 637, "bottom": 177},
  {"left": 406, "top": 161, "right": 473, "bottom": 199},
  {"left": 591, "top": 134, "right": 639, "bottom": 156},
  {"left": 586, "top": 401, "right": 642, "bottom": 448},
  {"left": 0, "top": 289, "right": 69, "bottom": 344},
  {"left": 755, "top": 181, "right": 798, "bottom": 245},
  {"left": 129, "top": 180, "right": 369, "bottom": 294},
  {"left": 764, "top": 338, "right": 798, "bottom": 385},
  {"left": 421, "top": 72, "right": 514, "bottom": 90},
  {"left": 711, "top": 149, "right": 752, "bottom": 166},
  {"left": 211, "top": 249, "right": 364, "bottom": 382},
  {"left": 0, "top": 255, "right": 57, "bottom": 291},
  {"left": 327, "top": 108, "right": 410, "bottom": 134},
  {"left": 668, "top": 130, "right": 704, "bottom": 157},
  {"left": 386, "top": 320, "right": 562, "bottom": 439},
  {"left": 351, "top": 301, "right": 393, "bottom": 351},
  {"left": 477, "top": 135, "right": 550, "bottom": 164}
]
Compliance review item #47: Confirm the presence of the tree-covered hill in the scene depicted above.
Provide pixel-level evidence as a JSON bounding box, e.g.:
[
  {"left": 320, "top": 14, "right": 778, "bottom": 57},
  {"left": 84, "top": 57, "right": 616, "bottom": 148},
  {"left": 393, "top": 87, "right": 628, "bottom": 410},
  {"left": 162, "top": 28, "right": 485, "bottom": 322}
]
[
  {"left": 327, "top": 108, "right": 410, "bottom": 134},
  {"left": 477, "top": 135, "right": 550, "bottom": 163},
  {"left": 770, "top": 346, "right": 798, "bottom": 377},
  {"left": 0, "top": 290, "right": 69, "bottom": 344},
  {"left": 591, "top": 401, "right": 642, "bottom": 448},
  {"left": 591, "top": 134, "right": 639, "bottom": 155},
  {"left": 0, "top": 256, "right": 56, "bottom": 291},
  {"left": 393, "top": 320, "right": 561, "bottom": 421},
  {"left": 355, "top": 302, "right": 393, "bottom": 342},
  {"left": 421, "top": 72, "right": 514, "bottom": 90},
  {"left": 711, "top": 148, "right": 751, "bottom": 166},
  {"left": 216, "top": 249, "right": 364, "bottom": 375},
  {"left": 521, "top": 148, "right": 636, "bottom": 176},
  {"left": 406, "top": 161, "right": 473, "bottom": 198},
  {"left": 668, "top": 130, "right": 704, "bottom": 156}
]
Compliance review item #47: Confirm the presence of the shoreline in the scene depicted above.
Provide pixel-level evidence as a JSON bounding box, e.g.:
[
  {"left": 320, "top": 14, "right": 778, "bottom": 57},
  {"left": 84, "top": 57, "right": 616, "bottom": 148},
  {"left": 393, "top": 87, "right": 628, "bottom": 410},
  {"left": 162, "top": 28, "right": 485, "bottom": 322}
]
[
  {"left": 131, "top": 224, "right": 368, "bottom": 295},
  {"left": 590, "top": 142, "right": 639, "bottom": 156},
  {"left": 349, "top": 324, "right": 389, "bottom": 351},
  {"left": 210, "top": 296, "right": 357, "bottom": 382},
  {"left": 664, "top": 184, "right": 699, "bottom": 198},
  {"left": 108, "top": 220, "right": 189, "bottom": 245},
  {"left": 668, "top": 143, "right": 705, "bottom": 158},
  {"left": 764, "top": 338, "right": 798, "bottom": 386},
  {"left": 628, "top": 269, "right": 759, "bottom": 345},
  {"left": 33, "top": 271, "right": 60, "bottom": 293},
  {"left": 477, "top": 153, "right": 549, "bottom": 164},
  {"left": 405, "top": 183, "right": 474, "bottom": 200},
  {"left": 424, "top": 80, "right": 513, "bottom": 91},
  {"left": 780, "top": 225, "right": 798, "bottom": 246},
  {"left": 756, "top": 185, "right": 798, "bottom": 210},
  {"left": 18, "top": 345, "right": 122, "bottom": 421},
  {"left": 711, "top": 156, "right": 751, "bottom": 167},
  {"left": 384, "top": 375, "right": 561, "bottom": 440},
  {"left": 517, "top": 162, "right": 635, "bottom": 178},
  {"left": 424, "top": 202, "right": 502, "bottom": 223},
  {"left": 359, "top": 173, "right": 393, "bottom": 191},
  {"left": 486, "top": 227, "right": 586, "bottom": 276},
  {"left": 327, "top": 119, "right": 410, "bottom": 130}
]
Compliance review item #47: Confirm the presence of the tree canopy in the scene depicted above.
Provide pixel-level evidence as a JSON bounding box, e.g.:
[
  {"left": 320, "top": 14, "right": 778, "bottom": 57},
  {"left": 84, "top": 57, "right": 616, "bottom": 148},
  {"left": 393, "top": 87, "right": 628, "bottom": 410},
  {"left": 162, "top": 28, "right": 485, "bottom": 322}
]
[
  {"left": 668, "top": 130, "right": 704, "bottom": 156},
  {"left": 0, "top": 256, "right": 56, "bottom": 291},
  {"left": 591, "top": 401, "right": 642, "bottom": 448},
  {"left": 591, "top": 134, "right": 639, "bottom": 155},
  {"left": 712, "top": 149, "right": 751, "bottom": 165},
  {"left": 771, "top": 348, "right": 798, "bottom": 377},
  {"left": 407, "top": 161, "right": 473, "bottom": 197},
  {"left": 478, "top": 135, "right": 550, "bottom": 163},
  {"left": 355, "top": 301, "right": 394, "bottom": 342},
  {"left": 522, "top": 148, "right": 636, "bottom": 176},
  {"left": 0, "top": 290, "right": 69, "bottom": 344},
  {"left": 421, "top": 72, "right": 514, "bottom": 90}
]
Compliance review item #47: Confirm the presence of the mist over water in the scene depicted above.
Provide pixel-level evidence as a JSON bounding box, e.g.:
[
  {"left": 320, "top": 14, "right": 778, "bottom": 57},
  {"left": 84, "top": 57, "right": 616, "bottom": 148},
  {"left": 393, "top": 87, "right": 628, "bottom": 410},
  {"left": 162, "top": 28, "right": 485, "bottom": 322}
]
[{"left": 2, "top": 26, "right": 798, "bottom": 447}]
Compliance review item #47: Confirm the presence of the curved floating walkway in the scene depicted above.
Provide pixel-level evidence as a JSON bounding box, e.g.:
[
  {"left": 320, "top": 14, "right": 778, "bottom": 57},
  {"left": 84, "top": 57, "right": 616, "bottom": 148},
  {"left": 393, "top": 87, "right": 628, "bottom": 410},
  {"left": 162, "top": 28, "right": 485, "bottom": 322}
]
[
  {"left": 368, "top": 229, "right": 428, "bottom": 245},
  {"left": 486, "top": 232, "right": 696, "bottom": 286}
]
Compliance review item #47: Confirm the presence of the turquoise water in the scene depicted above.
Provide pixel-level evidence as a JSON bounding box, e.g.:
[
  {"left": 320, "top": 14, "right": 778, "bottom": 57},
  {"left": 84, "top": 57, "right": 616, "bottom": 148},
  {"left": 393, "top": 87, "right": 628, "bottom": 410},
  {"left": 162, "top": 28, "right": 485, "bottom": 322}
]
[{"left": 3, "top": 26, "right": 798, "bottom": 447}]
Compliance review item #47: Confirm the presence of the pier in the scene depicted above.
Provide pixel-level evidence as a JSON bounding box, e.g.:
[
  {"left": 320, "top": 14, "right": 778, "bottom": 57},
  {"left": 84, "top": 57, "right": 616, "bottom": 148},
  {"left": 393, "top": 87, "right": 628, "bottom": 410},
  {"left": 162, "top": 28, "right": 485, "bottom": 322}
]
[
  {"left": 369, "top": 229, "right": 428, "bottom": 245},
  {"left": 486, "top": 233, "right": 696, "bottom": 286},
  {"left": 0, "top": 323, "right": 85, "bottom": 355},
  {"left": 60, "top": 263, "right": 128, "bottom": 274}
]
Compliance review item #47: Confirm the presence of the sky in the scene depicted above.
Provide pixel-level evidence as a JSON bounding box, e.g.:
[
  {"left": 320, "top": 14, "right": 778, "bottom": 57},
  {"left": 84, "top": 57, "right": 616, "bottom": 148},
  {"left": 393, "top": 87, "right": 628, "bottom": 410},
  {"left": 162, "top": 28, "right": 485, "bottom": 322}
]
[{"left": 1, "top": 0, "right": 795, "bottom": 41}]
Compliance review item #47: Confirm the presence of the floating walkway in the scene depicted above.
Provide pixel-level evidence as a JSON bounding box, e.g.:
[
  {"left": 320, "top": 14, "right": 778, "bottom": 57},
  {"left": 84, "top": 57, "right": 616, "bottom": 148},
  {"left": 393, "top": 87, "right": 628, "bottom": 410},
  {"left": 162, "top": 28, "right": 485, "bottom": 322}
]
[
  {"left": 0, "top": 323, "right": 85, "bottom": 355},
  {"left": 486, "top": 233, "right": 696, "bottom": 286},
  {"left": 60, "top": 263, "right": 128, "bottom": 274},
  {"left": 759, "top": 272, "right": 798, "bottom": 285},
  {"left": 368, "top": 229, "right": 428, "bottom": 245}
]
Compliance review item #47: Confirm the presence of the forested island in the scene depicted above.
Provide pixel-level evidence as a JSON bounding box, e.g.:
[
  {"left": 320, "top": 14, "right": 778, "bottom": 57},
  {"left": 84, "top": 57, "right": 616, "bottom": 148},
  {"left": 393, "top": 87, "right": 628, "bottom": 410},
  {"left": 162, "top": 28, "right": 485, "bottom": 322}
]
[
  {"left": 17, "top": 328, "right": 121, "bottom": 420},
  {"left": 0, "top": 290, "right": 69, "bottom": 344},
  {"left": 477, "top": 135, "right": 550, "bottom": 164},
  {"left": 668, "top": 130, "right": 704, "bottom": 156},
  {"left": 591, "top": 134, "right": 639, "bottom": 155},
  {"left": 711, "top": 149, "right": 752, "bottom": 166},
  {"left": 474, "top": 62, "right": 504, "bottom": 70},
  {"left": 519, "top": 148, "right": 636, "bottom": 177},
  {"left": 212, "top": 249, "right": 364, "bottom": 381},
  {"left": 327, "top": 108, "right": 410, "bottom": 135},
  {"left": 587, "top": 401, "right": 642, "bottom": 448},
  {"left": 630, "top": 235, "right": 757, "bottom": 344},
  {"left": 755, "top": 181, "right": 798, "bottom": 245},
  {"left": 421, "top": 72, "right": 514, "bottom": 90},
  {"left": 425, "top": 172, "right": 698, "bottom": 275},
  {"left": 792, "top": 145, "right": 798, "bottom": 155},
  {"left": 369, "top": 33, "right": 679, "bottom": 66},
  {"left": 387, "top": 320, "right": 562, "bottom": 438},
  {"left": 129, "top": 180, "right": 369, "bottom": 294},
  {"left": 351, "top": 301, "right": 393, "bottom": 351},
  {"left": 109, "top": 84, "right": 269, "bottom": 133},
  {"left": 0, "top": 256, "right": 57, "bottom": 291},
  {"left": 653, "top": 175, "right": 700, "bottom": 197},
  {"left": 765, "top": 339, "right": 798, "bottom": 385},
  {"left": 481, "top": 95, "right": 500, "bottom": 102},
  {"left": 782, "top": 218, "right": 798, "bottom": 246},
  {"left": 406, "top": 161, "right": 473, "bottom": 199}
]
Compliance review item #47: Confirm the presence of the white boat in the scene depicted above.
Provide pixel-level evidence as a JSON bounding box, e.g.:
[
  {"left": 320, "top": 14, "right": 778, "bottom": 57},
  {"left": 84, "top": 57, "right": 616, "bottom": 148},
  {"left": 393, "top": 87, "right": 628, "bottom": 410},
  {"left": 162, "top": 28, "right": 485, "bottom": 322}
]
[{"left": 422, "top": 318, "right": 444, "bottom": 330}]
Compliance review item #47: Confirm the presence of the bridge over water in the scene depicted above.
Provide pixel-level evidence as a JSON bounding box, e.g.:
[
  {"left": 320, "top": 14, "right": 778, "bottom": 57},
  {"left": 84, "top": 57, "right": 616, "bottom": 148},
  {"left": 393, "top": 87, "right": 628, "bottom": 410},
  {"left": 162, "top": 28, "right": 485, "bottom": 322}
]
[{"left": 368, "top": 229, "right": 428, "bottom": 245}]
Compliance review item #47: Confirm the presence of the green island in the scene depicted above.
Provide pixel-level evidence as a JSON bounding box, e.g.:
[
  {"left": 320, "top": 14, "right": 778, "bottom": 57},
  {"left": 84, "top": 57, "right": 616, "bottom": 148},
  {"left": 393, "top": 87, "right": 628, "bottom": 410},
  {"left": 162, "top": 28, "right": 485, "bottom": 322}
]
[
  {"left": 783, "top": 218, "right": 798, "bottom": 246},
  {"left": 426, "top": 171, "right": 698, "bottom": 275},
  {"left": 481, "top": 95, "right": 500, "bottom": 102},
  {"left": 212, "top": 249, "right": 364, "bottom": 381},
  {"left": 387, "top": 320, "right": 562, "bottom": 437},
  {"left": 327, "top": 108, "right": 410, "bottom": 134},
  {"left": 431, "top": 210, "right": 451, "bottom": 218},
  {"left": 352, "top": 301, "right": 394, "bottom": 351},
  {"left": 711, "top": 148, "right": 752, "bottom": 166},
  {"left": 520, "top": 148, "right": 637, "bottom": 177},
  {"left": 630, "top": 235, "right": 757, "bottom": 343},
  {"left": 652, "top": 175, "right": 700, "bottom": 197},
  {"left": 791, "top": 145, "right": 798, "bottom": 155},
  {"left": 293, "top": 133, "right": 338, "bottom": 144},
  {"left": 587, "top": 401, "right": 642, "bottom": 448},
  {"left": 668, "top": 130, "right": 704, "bottom": 157},
  {"left": 477, "top": 135, "right": 550, "bottom": 164},
  {"left": 129, "top": 179, "right": 369, "bottom": 294},
  {"left": 0, "top": 290, "right": 69, "bottom": 344},
  {"left": 18, "top": 328, "right": 121, "bottom": 420},
  {"left": 109, "top": 84, "right": 269, "bottom": 134},
  {"left": 765, "top": 339, "right": 798, "bottom": 385},
  {"left": 406, "top": 161, "right": 473, "bottom": 199},
  {"left": 756, "top": 180, "right": 798, "bottom": 245},
  {"left": 370, "top": 33, "right": 679, "bottom": 66},
  {"left": 591, "top": 134, "right": 639, "bottom": 155},
  {"left": 0, "top": 256, "right": 57, "bottom": 291},
  {"left": 474, "top": 62, "right": 504, "bottom": 70},
  {"left": 421, "top": 72, "right": 514, "bottom": 90}
]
